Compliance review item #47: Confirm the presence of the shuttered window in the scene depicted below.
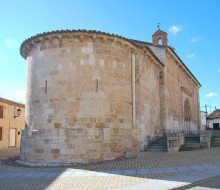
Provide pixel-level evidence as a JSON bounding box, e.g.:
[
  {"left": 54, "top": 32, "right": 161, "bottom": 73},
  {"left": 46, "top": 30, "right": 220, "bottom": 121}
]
[
  {"left": 0, "top": 127, "right": 2, "bottom": 141},
  {"left": 0, "top": 106, "right": 3, "bottom": 119}
]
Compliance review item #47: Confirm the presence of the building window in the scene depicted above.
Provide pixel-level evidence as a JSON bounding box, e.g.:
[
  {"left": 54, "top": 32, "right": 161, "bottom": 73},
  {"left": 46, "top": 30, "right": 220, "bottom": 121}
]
[
  {"left": 0, "top": 127, "right": 2, "bottom": 141},
  {"left": 0, "top": 106, "right": 3, "bottom": 119}
]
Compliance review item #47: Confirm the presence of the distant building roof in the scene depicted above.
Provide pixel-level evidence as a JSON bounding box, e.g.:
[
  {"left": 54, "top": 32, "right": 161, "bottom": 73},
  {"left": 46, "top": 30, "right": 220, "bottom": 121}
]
[
  {"left": 0, "top": 97, "right": 25, "bottom": 108},
  {"left": 207, "top": 109, "right": 220, "bottom": 119}
]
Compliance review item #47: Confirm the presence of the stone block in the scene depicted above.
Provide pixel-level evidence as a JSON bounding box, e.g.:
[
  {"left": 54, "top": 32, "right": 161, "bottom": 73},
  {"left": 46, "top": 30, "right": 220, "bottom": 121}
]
[
  {"left": 35, "top": 149, "right": 44, "bottom": 153},
  {"left": 96, "top": 118, "right": 105, "bottom": 123},
  {"left": 95, "top": 123, "right": 104, "bottom": 128},
  {"left": 51, "top": 149, "right": 60, "bottom": 154},
  {"left": 24, "top": 161, "right": 36, "bottom": 166}
]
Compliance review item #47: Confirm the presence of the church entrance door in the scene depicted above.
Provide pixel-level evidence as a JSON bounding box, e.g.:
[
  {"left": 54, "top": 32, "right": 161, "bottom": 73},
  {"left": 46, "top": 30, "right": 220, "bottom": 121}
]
[{"left": 184, "top": 99, "right": 191, "bottom": 132}]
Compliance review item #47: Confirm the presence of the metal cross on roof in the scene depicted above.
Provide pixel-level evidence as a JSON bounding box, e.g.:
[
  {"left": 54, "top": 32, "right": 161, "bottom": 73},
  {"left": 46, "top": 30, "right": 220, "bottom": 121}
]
[{"left": 157, "top": 22, "right": 160, "bottom": 29}]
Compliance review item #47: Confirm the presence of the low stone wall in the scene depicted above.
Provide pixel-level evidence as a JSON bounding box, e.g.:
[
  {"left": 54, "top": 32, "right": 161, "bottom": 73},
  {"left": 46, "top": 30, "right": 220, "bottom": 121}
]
[
  {"left": 200, "top": 130, "right": 212, "bottom": 148},
  {"left": 167, "top": 132, "right": 184, "bottom": 152}
]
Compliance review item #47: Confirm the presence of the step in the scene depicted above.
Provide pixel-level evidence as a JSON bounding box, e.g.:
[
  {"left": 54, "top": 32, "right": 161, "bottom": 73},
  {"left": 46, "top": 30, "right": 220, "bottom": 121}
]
[
  {"left": 185, "top": 134, "right": 200, "bottom": 137},
  {"left": 185, "top": 139, "right": 200, "bottom": 143},
  {"left": 211, "top": 141, "right": 220, "bottom": 144},
  {"left": 185, "top": 139, "right": 200, "bottom": 141},
  {"left": 148, "top": 148, "right": 168, "bottom": 152},
  {"left": 211, "top": 144, "right": 220, "bottom": 147},
  {"left": 181, "top": 147, "right": 201, "bottom": 151},
  {"left": 185, "top": 137, "right": 200, "bottom": 139},
  {"left": 182, "top": 144, "right": 200, "bottom": 147},
  {"left": 185, "top": 141, "right": 200, "bottom": 143},
  {"left": 211, "top": 142, "right": 220, "bottom": 145},
  {"left": 148, "top": 145, "right": 167, "bottom": 149},
  {"left": 152, "top": 142, "right": 167, "bottom": 145},
  {"left": 147, "top": 137, "right": 168, "bottom": 152},
  {"left": 212, "top": 138, "right": 220, "bottom": 141}
]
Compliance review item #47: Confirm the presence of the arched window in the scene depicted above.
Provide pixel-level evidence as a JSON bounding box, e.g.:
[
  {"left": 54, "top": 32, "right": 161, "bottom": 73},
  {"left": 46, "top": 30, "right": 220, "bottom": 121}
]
[{"left": 158, "top": 38, "right": 162, "bottom": 45}]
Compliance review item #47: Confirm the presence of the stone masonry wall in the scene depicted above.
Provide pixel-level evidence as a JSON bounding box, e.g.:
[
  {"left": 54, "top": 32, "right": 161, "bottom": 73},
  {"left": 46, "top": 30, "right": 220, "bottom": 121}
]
[
  {"left": 164, "top": 50, "right": 200, "bottom": 132},
  {"left": 136, "top": 51, "right": 163, "bottom": 150},
  {"left": 21, "top": 32, "right": 137, "bottom": 163}
]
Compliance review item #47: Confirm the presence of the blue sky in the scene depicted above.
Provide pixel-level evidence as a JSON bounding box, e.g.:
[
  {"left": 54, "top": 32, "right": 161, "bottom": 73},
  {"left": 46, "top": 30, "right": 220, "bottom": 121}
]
[{"left": 0, "top": 0, "right": 219, "bottom": 113}]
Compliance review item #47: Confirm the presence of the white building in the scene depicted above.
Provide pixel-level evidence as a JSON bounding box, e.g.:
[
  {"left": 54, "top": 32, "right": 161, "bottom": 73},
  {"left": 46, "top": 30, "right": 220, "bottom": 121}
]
[
  {"left": 207, "top": 109, "right": 220, "bottom": 130},
  {"left": 200, "top": 111, "right": 207, "bottom": 130}
]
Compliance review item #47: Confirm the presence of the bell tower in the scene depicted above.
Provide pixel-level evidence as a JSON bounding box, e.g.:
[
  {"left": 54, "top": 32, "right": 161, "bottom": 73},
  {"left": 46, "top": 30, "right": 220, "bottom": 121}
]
[{"left": 152, "top": 29, "right": 168, "bottom": 46}]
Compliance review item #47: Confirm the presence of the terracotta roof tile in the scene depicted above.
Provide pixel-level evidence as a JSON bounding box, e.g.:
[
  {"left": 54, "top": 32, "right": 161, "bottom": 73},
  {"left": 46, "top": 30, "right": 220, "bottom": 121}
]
[
  {"left": 0, "top": 97, "right": 25, "bottom": 108},
  {"left": 207, "top": 109, "right": 220, "bottom": 119}
]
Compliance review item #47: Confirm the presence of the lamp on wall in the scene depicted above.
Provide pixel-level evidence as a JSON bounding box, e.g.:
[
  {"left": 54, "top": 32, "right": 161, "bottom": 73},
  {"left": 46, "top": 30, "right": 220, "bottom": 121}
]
[{"left": 14, "top": 108, "right": 21, "bottom": 118}]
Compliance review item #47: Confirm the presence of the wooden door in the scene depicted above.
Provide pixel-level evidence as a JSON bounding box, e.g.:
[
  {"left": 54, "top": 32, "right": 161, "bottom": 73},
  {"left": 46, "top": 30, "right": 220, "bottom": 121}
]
[
  {"left": 9, "top": 128, "right": 16, "bottom": 147},
  {"left": 213, "top": 123, "right": 220, "bottom": 130}
]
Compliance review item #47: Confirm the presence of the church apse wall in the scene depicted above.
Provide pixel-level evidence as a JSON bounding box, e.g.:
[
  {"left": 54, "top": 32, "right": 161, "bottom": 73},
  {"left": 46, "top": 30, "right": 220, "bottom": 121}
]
[
  {"left": 20, "top": 29, "right": 201, "bottom": 164},
  {"left": 21, "top": 31, "right": 138, "bottom": 163}
]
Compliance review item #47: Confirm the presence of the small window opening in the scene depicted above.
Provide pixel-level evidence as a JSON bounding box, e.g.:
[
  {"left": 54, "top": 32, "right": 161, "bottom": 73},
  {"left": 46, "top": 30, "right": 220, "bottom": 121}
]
[
  {"left": 45, "top": 80, "right": 47, "bottom": 94},
  {"left": 0, "top": 106, "right": 3, "bottom": 119},
  {"left": 0, "top": 127, "right": 2, "bottom": 141},
  {"left": 96, "top": 79, "right": 98, "bottom": 92},
  {"left": 158, "top": 39, "right": 162, "bottom": 45},
  {"left": 159, "top": 71, "right": 164, "bottom": 79}
]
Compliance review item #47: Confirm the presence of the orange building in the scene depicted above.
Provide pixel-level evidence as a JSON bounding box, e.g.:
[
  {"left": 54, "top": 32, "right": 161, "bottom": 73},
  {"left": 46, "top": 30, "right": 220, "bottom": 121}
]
[{"left": 0, "top": 97, "right": 25, "bottom": 149}]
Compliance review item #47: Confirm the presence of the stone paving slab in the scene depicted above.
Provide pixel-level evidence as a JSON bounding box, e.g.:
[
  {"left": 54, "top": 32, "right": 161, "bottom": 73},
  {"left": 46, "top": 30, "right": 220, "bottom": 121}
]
[
  {"left": 44, "top": 172, "right": 61, "bottom": 178},
  {"left": 0, "top": 163, "right": 220, "bottom": 179},
  {"left": 113, "top": 179, "right": 189, "bottom": 190},
  {"left": 114, "top": 165, "right": 220, "bottom": 190},
  {"left": 136, "top": 168, "right": 151, "bottom": 175},
  {"left": 1, "top": 147, "right": 220, "bottom": 189},
  {"left": 122, "top": 169, "right": 137, "bottom": 176},
  {"left": 176, "top": 165, "right": 193, "bottom": 173},
  {"left": 19, "top": 172, "right": 50, "bottom": 178},
  {"left": 162, "top": 167, "right": 178, "bottom": 173},
  {"left": 189, "top": 165, "right": 207, "bottom": 171}
]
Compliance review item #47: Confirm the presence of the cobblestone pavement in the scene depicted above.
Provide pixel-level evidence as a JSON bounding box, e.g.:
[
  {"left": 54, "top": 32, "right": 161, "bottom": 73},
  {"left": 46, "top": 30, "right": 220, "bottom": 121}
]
[
  {"left": 173, "top": 176, "right": 220, "bottom": 190},
  {"left": 0, "top": 147, "right": 220, "bottom": 190}
]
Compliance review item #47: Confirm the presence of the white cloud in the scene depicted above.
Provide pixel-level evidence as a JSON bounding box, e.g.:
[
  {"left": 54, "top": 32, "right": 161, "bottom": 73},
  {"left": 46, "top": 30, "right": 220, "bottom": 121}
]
[
  {"left": 189, "top": 37, "right": 199, "bottom": 43},
  {"left": 205, "top": 92, "right": 217, "bottom": 97},
  {"left": 14, "top": 89, "right": 26, "bottom": 103},
  {"left": 4, "top": 37, "right": 19, "bottom": 49},
  {"left": 186, "top": 53, "right": 195, "bottom": 59},
  {"left": 168, "top": 25, "right": 182, "bottom": 35}
]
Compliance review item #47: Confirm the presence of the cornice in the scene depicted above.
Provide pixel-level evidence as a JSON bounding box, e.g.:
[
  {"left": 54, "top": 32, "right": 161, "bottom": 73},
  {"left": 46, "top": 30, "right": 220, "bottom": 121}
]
[
  {"left": 20, "top": 29, "right": 141, "bottom": 59},
  {"left": 181, "top": 86, "right": 193, "bottom": 97}
]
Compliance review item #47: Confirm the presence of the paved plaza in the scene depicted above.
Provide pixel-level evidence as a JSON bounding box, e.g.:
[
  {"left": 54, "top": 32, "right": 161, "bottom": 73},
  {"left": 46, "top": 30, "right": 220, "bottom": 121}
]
[{"left": 0, "top": 147, "right": 220, "bottom": 190}]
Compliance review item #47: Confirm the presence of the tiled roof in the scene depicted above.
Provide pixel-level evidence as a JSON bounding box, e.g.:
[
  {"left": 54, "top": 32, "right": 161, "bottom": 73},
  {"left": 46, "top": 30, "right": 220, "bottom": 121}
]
[
  {"left": 207, "top": 109, "right": 220, "bottom": 119},
  {"left": 0, "top": 97, "right": 25, "bottom": 108},
  {"left": 20, "top": 29, "right": 164, "bottom": 66},
  {"left": 20, "top": 29, "right": 137, "bottom": 56}
]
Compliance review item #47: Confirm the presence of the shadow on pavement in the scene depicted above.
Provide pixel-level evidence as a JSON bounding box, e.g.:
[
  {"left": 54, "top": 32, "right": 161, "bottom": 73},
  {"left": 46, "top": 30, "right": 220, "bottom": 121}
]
[{"left": 1, "top": 147, "right": 220, "bottom": 190}]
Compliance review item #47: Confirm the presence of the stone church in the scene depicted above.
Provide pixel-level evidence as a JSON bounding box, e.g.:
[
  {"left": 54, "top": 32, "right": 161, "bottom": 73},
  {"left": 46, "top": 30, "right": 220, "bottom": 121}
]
[{"left": 20, "top": 28, "right": 201, "bottom": 164}]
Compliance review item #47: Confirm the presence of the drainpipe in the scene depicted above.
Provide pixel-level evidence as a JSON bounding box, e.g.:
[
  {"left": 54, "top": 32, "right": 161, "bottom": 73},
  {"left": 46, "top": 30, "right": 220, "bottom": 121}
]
[{"left": 131, "top": 53, "right": 136, "bottom": 127}]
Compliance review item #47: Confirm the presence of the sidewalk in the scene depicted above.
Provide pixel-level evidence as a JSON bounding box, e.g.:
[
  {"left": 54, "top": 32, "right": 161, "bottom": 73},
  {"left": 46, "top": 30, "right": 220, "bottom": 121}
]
[
  {"left": 0, "top": 147, "right": 20, "bottom": 160},
  {"left": 0, "top": 147, "right": 220, "bottom": 190}
]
